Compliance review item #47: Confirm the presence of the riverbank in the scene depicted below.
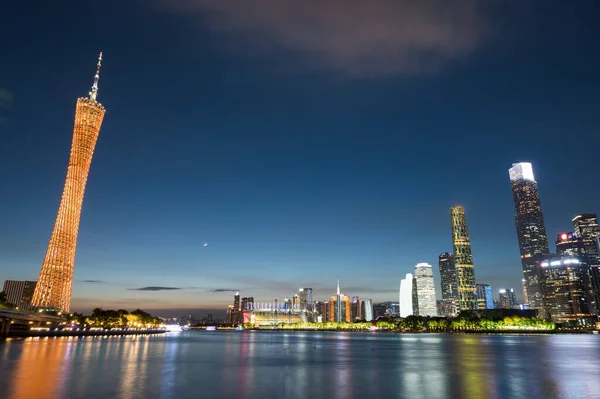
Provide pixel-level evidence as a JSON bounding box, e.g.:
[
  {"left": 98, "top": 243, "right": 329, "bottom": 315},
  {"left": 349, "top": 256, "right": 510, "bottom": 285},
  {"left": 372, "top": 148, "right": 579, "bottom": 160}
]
[{"left": 4, "top": 328, "right": 167, "bottom": 338}]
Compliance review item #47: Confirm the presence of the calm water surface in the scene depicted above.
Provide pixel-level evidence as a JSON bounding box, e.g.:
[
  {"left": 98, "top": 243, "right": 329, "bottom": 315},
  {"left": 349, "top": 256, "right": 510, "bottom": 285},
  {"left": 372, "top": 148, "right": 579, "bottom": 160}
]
[{"left": 1, "top": 332, "right": 599, "bottom": 399}]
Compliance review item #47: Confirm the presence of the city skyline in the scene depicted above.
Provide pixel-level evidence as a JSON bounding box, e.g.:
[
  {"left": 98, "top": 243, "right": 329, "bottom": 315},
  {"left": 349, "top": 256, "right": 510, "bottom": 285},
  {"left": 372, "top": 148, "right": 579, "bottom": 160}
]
[{"left": 1, "top": 2, "right": 600, "bottom": 316}]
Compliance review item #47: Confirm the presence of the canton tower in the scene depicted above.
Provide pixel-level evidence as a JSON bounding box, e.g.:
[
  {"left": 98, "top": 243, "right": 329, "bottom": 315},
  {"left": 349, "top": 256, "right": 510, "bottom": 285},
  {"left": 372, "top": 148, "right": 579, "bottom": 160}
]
[{"left": 32, "top": 53, "right": 106, "bottom": 312}]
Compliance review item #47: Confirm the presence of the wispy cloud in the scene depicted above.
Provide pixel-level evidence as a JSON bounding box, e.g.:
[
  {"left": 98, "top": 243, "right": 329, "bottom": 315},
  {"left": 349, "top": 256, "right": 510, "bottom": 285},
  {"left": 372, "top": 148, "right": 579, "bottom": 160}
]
[
  {"left": 163, "top": 0, "right": 494, "bottom": 76},
  {"left": 129, "top": 286, "right": 182, "bottom": 291},
  {"left": 81, "top": 280, "right": 105, "bottom": 284}
]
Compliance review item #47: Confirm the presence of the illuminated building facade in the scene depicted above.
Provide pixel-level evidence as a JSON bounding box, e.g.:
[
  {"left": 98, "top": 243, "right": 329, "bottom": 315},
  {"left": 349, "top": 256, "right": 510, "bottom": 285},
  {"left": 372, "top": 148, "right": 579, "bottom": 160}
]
[
  {"left": 451, "top": 206, "right": 477, "bottom": 310},
  {"left": 32, "top": 54, "right": 106, "bottom": 312},
  {"left": 555, "top": 232, "right": 584, "bottom": 256},
  {"left": 539, "top": 256, "right": 594, "bottom": 323},
  {"left": 498, "top": 288, "right": 516, "bottom": 309},
  {"left": 329, "top": 282, "right": 351, "bottom": 322},
  {"left": 232, "top": 292, "right": 241, "bottom": 323},
  {"left": 414, "top": 263, "right": 437, "bottom": 316},
  {"left": 399, "top": 273, "right": 414, "bottom": 317},
  {"left": 360, "top": 298, "right": 373, "bottom": 321},
  {"left": 351, "top": 296, "right": 360, "bottom": 321},
  {"left": 572, "top": 214, "right": 600, "bottom": 314},
  {"left": 2, "top": 280, "right": 37, "bottom": 311},
  {"left": 298, "top": 288, "right": 313, "bottom": 312},
  {"left": 476, "top": 284, "right": 494, "bottom": 310},
  {"left": 438, "top": 252, "right": 458, "bottom": 315},
  {"left": 241, "top": 297, "right": 254, "bottom": 312},
  {"left": 509, "top": 162, "right": 549, "bottom": 314}
]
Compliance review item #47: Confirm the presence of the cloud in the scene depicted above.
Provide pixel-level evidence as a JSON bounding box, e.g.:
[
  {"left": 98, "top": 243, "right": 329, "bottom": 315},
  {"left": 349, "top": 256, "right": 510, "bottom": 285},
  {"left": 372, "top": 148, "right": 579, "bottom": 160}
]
[
  {"left": 129, "top": 286, "right": 182, "bottom": 291},
  {"left": 81, "top": 280, "right": 105, "bottom": 284},
  {"left": 209, "top": 288, "right": 238, "bottom": 293},
  {"left": 163, "top": 0, "right": 493, "bottom": 76}
]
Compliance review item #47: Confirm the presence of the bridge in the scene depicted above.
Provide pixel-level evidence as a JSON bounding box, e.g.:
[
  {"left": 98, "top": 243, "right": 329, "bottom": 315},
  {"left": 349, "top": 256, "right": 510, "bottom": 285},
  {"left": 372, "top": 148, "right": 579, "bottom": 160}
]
[{"left": 0, "top": 309, "right": 66, "bottom": 337}]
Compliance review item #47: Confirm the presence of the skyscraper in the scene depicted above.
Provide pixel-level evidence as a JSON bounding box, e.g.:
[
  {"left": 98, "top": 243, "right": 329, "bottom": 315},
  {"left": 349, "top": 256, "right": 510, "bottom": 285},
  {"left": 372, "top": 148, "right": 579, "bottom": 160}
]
[
  {"left": 498, "top": 288, "right": 517, "bottom": 309},
  {"left": 414, "top": 263, "right": 437, "bottom": 316},
  {"left": 233, "top": 292, "right": 241, "bottom": 324},
  {"left": 539, "top": 256, "right": 593, "bottom": 323},
  {"left": 509, "top": 162, "right": 549, "bottom": 313},
  {"left": 451, "top": 206, "right": 477, "bottom": 310},
  {"left": 360, "top": 298, "right": 374, "bottom": 321},
  {"left": 438, "top": 252, "right": 458, "bottom": 315},
  {"left": 476, "top": 284, "right": 494, "bottom": 310},
  {"left": 32, "top": 54, "right": 106, "bottom": 312},
  {"left": 329, "top": 281, "right": 351, "bottom": 322},
  {"left": 351, "top": 296, "right": 360, "bottom": 320},
  {"left": 399, "top": 273, "right": 414, "bottom": 317},
  {"left": 572, "top": 214, "right": 600, "bottom": 314},
  {"left": 241, "top": 297, "right": 254, "bottom": 312}
]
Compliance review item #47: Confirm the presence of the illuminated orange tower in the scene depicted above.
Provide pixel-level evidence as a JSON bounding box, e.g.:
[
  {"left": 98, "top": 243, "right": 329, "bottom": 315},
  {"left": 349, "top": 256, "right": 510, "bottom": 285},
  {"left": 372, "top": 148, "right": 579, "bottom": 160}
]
[{"left": 32, "top": 53, "right": 106, "bottom": 312}]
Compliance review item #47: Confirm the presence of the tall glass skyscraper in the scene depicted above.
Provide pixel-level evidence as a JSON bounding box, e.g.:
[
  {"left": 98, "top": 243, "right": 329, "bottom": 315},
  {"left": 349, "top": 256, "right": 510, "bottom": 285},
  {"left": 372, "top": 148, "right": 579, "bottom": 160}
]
[
  {"left": 360, "top": 298, "right": 374, "bottom": 321},
  {"left": 509, "top": 162, "right": 549, "bottom": 314},
  {"left": 438, "top": 252, "right": 458, "bottom": 315},
  {"left": 414, "top": 263, "right": 437, "bottom": 316},
  {"left": 399, "top": 273, "right": 414, "bottom": 317},
  {"left": 451, "top": 206, "right": 477, "bottom": 310},
  {"left": 573, "top": 214, "right": 600, "bottom": 314},
  {"left": 476, "top": 284, "right": 494, "bottom": 309}
]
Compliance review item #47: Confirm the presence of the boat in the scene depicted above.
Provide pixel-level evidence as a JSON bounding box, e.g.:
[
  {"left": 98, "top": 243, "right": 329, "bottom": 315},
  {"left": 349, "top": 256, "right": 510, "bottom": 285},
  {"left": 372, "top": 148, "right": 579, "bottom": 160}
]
[
  {"left": 165, "top": 323, "right": 183, "bottom": 332},
  {"left": 235, "top": 326, "right": 244, "bottom": 331},
  {"left": 205, "top": 326, "right": 216, "bottom": 331}
]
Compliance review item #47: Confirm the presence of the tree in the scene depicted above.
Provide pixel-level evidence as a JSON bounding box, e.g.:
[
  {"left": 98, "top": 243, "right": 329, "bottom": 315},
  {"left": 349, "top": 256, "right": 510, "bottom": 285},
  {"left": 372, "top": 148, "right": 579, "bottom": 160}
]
[{"left": 0, "top": 291, "right": 6, "bottom": 305}]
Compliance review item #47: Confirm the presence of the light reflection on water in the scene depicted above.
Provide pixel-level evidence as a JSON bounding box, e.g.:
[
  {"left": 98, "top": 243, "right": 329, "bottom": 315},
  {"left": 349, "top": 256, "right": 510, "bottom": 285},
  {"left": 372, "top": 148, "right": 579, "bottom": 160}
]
[{"left": 1, "top": 333, "right": 600, "bottom": 399}]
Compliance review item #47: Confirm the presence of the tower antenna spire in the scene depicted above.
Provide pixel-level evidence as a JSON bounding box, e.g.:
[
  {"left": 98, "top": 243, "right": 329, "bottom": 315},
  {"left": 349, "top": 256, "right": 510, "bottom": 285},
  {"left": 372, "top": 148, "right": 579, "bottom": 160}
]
[
  {"left": 337, "top": 279, "right": 340, "bottom": 295},
  {"left": 89, "top": 52, "right": 103, "bottom": 101}
]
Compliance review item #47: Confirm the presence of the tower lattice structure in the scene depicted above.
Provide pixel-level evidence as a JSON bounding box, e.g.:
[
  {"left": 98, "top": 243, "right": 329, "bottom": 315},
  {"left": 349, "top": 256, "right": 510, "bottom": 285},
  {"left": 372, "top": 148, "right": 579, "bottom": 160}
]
[{"left": 32, "top": 53, "right": 106, "bottom": 312}]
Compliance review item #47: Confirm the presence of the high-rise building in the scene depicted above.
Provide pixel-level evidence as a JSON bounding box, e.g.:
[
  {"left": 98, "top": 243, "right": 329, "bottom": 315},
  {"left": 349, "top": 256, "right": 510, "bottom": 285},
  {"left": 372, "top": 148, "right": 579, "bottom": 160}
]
[
  {"left": 233, "top": 292, "right": 241, "bottom": 324},
  {"left": 399, "top": 273, "right": 414, "bottom": 317},
  {"left": 438, "top": 252, "right": 458, "bottom": 315},
  {"left": 476, "top": 284, "right": 494, "bottom": 310},
  {"left": 298, "top": 288, "right": 313, "bottom": 311},
  {"left": 572, "top": 214, "right": 600, "bottom": 314},
  {"left": 509, "top": 162, "right": 549, "bottom": 314},
  {"left": 555, "top": 232, "right": 597, "bottom": 314},
  {"left": 351, "top": 296, "right": 360, "bottom": 321},
  {"left": 226, "top": 305, "right": 235, "bottom": 325},
  {"left": 555, "top": 232, "right": 584, "bottom": 256},
  {"left": 329, "top": 281, "right": 351, "bottom": 322},
  {"left": 360, "top": 298, "right": 374, "bottom": 321},
  {"left": 451, "top": 206, "right": 477, "bottom": 310},
  {"left": 539, "top": 255, "right": 594, "bottom": 323},
  {"left": 498, "top": 288, "right": 517, "bottom": 309},
  {"left": 414, "top": 263, "right": 437, "bottom": 317},
  {"left": 32, "top": 54, "right": 106, "bottom": 312},
  {"left": 2, "top": 280, "right": 37, "bottom": 311},
  {"left": 241, "top": 297, "right": 254, "bottom": 312}
]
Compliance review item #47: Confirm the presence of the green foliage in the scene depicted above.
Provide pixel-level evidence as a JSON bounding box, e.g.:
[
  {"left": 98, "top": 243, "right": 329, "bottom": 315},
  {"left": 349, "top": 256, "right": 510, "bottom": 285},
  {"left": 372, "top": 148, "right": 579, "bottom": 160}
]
[
  {"left": 74, "top": 308, "right": 162, "bottom": 328},
  {"left": 261, "top": 315, "right": 556, "bottom": 332}
]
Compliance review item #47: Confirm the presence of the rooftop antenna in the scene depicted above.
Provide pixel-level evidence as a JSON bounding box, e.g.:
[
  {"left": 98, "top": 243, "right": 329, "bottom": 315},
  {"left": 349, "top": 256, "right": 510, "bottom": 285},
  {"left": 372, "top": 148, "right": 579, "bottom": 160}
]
[{"left": 89, "top": 52, "right": 103, "bottom": 101}]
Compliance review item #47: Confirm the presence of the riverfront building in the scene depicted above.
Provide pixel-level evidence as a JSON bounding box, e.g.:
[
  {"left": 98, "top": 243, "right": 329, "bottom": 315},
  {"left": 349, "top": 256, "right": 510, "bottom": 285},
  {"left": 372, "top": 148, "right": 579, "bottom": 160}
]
[
  {"left": 509, "top": 162, "right": 549, "bottom": 314},
  {"left": 451, "top": 206, "right": 477, "bottom": 310},
  {"left": 414, "top": 263, "right": 437, "bottom": 316}
]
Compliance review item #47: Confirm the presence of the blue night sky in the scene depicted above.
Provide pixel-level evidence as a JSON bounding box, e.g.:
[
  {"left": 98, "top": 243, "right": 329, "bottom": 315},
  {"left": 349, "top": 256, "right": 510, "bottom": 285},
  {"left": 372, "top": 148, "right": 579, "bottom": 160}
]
[{"left": 1, "top": 1, "right": 599, "bottom": 317}]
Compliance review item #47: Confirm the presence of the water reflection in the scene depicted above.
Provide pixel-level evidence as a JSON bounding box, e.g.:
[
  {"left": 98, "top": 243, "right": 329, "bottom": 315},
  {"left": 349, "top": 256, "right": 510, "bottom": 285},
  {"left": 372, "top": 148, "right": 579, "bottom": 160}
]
[
  {"left": 1, "top": 333, "right": 600, "bottom": 399},
  {"left": 7, "top": 338, "right": 69, "bottom": 399}
]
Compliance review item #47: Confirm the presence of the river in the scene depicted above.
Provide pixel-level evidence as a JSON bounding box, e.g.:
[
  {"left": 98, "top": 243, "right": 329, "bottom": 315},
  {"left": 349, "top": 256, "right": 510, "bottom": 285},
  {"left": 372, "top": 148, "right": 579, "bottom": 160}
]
[{"left": 1, "top": 331, "right": 599, "bottom": 398}]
